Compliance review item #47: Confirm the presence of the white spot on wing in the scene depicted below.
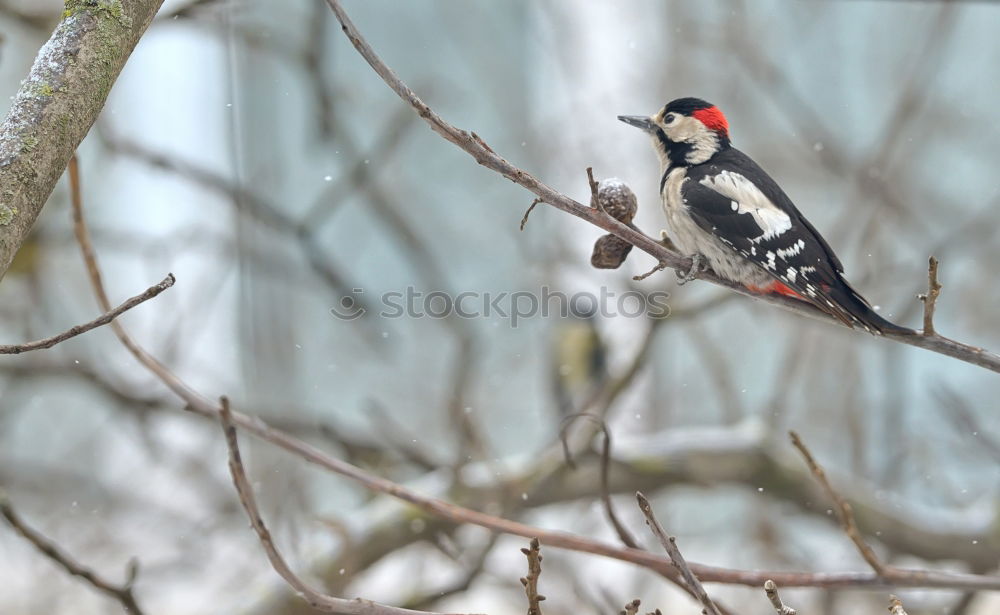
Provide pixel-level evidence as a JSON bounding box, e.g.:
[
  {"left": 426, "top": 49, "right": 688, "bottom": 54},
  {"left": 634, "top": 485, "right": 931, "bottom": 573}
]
[
  {"left": 700, "top": 171, "right": 792, "bottom": 242},
  {"left": 776, "top": 240, "right": 805, "bottom": 260}
]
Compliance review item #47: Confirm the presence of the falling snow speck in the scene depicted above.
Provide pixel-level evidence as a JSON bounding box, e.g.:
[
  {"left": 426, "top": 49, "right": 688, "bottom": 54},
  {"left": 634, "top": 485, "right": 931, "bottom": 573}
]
[
  {"left": 521, "top": 492, "right": 528, "bottom": 500},
  {"left": 323, "top": 175, "right": 333, "bottom": 181}
]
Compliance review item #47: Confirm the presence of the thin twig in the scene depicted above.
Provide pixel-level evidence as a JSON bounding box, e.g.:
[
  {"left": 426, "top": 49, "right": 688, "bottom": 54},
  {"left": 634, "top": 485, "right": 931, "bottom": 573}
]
[
  {"left": 401, "top": 534, "right": 499, "bottom": 611},
  {"left": 520, "top": 198, "right": 542, "bottom": 231},
  {"left": 632, "top": 261, "right": 667, "bottom": 282},
  {"left": 0, "top": 274, "right": 174, "bottom": 354},
  {"left": 888, "top": 595, "right": 909, "bottom": 615},
  {"left": 0, "top": 489, "right": 144, "bottom": 614},
  {"left": 789, "top": 431, "right": 887, "bottom": 576},
  {"left": 587, "top": 167, "right": 601, "bottom": 211},
  {"left": 559, "top": 414, "right": 639, "bottom": 549},
  {"left": 919, "top": 256, "right": 942, "bottom": 336},
  {"left": 519, "top": 538, "right": 545, "bottom": 615},
  {"left": 764, "top": 580, "right": 797, "bottom": 615},
  {"left": 218, "top": 397, "right": 479, "bottom": 615},
  {"left": 635, "top": 492, "right": 722, "bottom": 615},
  {"left": 322, "top": 0, "right": 1000, "bottom": 375}
]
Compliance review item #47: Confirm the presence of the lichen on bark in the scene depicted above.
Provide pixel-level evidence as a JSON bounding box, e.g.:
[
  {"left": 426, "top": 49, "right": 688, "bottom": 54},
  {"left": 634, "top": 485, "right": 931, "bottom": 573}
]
[{"left": 0, "top": 0, "right": 164, "bottom": 279}]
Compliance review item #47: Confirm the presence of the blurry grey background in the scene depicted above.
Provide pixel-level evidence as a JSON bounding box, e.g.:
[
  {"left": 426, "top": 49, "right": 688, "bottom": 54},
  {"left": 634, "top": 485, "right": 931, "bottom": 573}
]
[{"left": 0, "top": 0, "right": 998, "bottom": 613}]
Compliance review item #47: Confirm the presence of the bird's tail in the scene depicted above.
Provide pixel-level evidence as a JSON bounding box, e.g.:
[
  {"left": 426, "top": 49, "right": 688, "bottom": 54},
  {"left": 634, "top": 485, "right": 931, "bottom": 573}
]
[{"left": 821, "top": 278, "right": 915, "bottom": 336}]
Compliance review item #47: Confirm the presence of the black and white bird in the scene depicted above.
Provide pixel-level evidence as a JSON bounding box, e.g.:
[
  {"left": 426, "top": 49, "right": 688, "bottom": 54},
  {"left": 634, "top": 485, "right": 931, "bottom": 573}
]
[{"left": 619, "top": 97, "right": 911, "bottom": 335}]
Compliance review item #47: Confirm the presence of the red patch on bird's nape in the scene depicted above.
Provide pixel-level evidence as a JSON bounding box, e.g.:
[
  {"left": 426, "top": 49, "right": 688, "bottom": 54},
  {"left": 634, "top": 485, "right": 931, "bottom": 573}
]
[{"left": 692, "top": 106, "right": 729, "bottom": 137}]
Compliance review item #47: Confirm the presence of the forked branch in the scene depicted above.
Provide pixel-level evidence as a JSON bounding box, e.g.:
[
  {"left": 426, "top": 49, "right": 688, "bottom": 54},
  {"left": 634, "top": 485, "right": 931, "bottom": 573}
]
[{"left": 218, "top": 397, "right": 481, "bottom": 615}]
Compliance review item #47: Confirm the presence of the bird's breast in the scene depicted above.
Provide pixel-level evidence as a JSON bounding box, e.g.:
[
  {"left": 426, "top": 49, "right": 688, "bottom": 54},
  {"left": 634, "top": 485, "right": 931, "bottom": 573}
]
[{"left": 660, "top": 167, "right": 697, "bottom": 250}]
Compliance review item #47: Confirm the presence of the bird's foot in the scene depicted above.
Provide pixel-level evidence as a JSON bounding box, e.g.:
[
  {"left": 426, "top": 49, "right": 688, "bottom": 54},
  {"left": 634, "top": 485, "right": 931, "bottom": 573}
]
[{"left": 676, "top": 253, "right": 705, "bottom": 286}]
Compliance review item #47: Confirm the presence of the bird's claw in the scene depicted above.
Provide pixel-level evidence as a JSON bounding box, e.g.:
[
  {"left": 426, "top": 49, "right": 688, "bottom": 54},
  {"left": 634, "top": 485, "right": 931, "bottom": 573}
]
[{"left": 676, "top": 253, "right": 704, "bottom": 285}]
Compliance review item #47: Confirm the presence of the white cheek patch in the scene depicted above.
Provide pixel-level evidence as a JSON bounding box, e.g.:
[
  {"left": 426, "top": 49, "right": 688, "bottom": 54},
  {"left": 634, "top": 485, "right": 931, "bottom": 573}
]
[
  {"left": 699, "top": 171, "right": 792, "bottom": 241},
  {"left": 665, "top": 116, "right": 720, "bottom": 165}
]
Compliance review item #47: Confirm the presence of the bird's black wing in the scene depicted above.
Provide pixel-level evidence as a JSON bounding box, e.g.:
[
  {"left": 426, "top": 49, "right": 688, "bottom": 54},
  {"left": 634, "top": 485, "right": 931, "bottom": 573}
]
[{"left": 681, "top": 148, "right": 908, "bottom": 334}]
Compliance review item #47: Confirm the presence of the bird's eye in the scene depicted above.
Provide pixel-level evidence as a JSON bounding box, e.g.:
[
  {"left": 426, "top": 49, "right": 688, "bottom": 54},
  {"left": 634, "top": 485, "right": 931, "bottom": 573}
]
[{"left": 663, "top": 113, "right": 676, "bottom": 125}]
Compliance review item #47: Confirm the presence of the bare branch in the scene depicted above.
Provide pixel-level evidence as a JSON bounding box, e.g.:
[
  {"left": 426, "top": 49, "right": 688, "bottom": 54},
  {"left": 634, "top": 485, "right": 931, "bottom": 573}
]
[
  {"left": 322, "top": 0, "right": 1000, "bottom": 374},
  {"left": 587, "top": 167, "right": 600, "bottom": 204},
  {"left": 919, "top": 256, "right": 943, "bottom": 336},
  {"left": 218, "top": 397, "right": 481, "bottom": 615},
  {"left": 559, "top": 414, "right": 639, "bottom": 549},
  {"left": 0, "top": 274, "right": 174, "bottom": 354},
  {"left": 519, "top": 538, "right": 546, "bottom": 615},
  {"left": 789, "top": 431, "right": 887, "bottom": 576},
  {"left": 764, "top": 580, "right": 797, "bottom": 615},
  {"left": 0, "top": 489, "right": 144, "bottom": 614},
  {"left": 520, "top": 198, "right": 542, "bottom": 231},
  {"left": 0, "top": 0, "right": 165, "bottom": 278},
  {"left": 635, "top": 491, "right": 722, "bottom": 615},
  {"left": 632, "top": 262, "right": 667, "bottom": 282}
]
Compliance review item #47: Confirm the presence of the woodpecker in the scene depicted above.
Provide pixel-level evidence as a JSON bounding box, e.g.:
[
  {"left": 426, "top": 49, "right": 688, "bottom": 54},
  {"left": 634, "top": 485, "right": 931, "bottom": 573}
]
[{"left": 619, "top": 97, "right": 911, "bottom": 335}]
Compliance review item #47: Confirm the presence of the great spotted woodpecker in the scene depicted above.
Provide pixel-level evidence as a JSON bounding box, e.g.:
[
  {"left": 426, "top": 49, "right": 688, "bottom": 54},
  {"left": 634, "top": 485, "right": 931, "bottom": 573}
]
[{"left": 619, "top": 97, "right": 911, "bottom": 335}]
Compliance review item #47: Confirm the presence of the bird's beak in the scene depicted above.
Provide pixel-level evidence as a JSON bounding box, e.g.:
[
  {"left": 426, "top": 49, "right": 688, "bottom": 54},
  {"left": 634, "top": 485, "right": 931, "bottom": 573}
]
[{"left": 617, "top": 115, "right": 655, "bottom": 132}]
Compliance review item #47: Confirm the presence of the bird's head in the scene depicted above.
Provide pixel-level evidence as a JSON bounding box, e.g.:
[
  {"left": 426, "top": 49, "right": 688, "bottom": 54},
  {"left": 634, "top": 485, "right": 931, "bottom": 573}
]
[{"left": 619, "top": 97, "right": 730, "bottom": 167}]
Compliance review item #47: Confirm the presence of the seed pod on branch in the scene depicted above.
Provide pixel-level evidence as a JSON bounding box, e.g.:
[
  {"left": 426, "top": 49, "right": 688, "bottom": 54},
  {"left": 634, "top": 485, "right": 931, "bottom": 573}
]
[{"left": 590, "top": 178, "right": 639, "bottom": 269}]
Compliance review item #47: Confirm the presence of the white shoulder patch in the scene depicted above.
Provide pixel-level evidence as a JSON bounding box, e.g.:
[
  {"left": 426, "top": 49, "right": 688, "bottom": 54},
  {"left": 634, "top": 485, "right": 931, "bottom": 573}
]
[{"left": 699, "top": 171, "right": 792, "bottom": 242}]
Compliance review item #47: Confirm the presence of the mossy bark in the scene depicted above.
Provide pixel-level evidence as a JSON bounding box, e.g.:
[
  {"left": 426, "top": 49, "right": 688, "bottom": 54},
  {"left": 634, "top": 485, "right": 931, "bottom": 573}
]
[{"left": 0, "top": 0, "right": 165, "bottom": 279}]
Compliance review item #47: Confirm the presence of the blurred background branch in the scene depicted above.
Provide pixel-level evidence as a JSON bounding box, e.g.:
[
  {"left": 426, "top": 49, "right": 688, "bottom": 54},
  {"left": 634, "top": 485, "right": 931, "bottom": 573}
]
[{"left": 0, "top": 1, "right": 998, "bottom": 614}]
